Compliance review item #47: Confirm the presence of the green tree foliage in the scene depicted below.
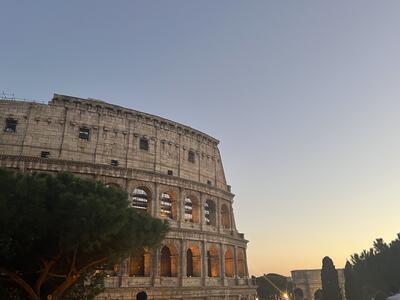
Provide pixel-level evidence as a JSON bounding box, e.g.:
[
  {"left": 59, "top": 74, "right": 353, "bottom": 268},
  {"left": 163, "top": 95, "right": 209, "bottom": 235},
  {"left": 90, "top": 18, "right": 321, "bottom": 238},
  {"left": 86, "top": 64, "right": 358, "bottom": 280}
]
[
  {"left": 321, "top": 256, "right": 342, "bottom": 300},
  {"left": 346, "top": 235, "right": 400, "bottom": 299},
  {"left": 256, "top": 273, "right": 291, "bottom": 300},
  {"left": 344, "top": 261, "right": 360, "bottom": 300},
  {"left": 0, "top": 168, "right": 169, "bottom": 300}
]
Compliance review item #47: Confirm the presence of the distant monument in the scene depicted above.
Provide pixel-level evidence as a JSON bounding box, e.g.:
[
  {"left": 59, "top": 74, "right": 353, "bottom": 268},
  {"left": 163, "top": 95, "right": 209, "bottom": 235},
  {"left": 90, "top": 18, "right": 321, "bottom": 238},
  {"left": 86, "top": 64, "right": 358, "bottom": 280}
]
[{"left": 291, "top": 269, "right": 345, "bottom": 300}]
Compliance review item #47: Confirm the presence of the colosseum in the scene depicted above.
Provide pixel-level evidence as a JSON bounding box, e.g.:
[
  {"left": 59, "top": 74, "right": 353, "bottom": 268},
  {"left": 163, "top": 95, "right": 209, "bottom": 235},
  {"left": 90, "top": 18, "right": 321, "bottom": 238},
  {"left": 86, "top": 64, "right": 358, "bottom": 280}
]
[{"left": 0, "top": 94, "right": 257, "bottom": 300}]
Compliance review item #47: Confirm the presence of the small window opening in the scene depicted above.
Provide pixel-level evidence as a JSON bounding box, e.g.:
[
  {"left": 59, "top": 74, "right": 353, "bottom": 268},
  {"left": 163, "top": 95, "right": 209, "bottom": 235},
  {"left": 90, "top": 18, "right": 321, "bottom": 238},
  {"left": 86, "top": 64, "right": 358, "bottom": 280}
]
[
  {"left": 5, "top": 118, "right": 17, "bottom": 133},
  {"left": 41, "top": 151, "right": 50, "bottom": 158},
  {"left": 111, "top": 160, "right": 118, "bottom": 167},
  {"left": 207, "top": 180, "right": 212, "bottom": 186},
  {"left": 167, "top": 170, "right": 173, "bottom": 176},
  {"left": 139, "top": 138, "right": 149, "bottom": 151},
  {"left": 188, "top": 150, "right": 195, "bottom": 163},
  {"left": 79, "top": 127, "right": 90, "bottom": 140}
]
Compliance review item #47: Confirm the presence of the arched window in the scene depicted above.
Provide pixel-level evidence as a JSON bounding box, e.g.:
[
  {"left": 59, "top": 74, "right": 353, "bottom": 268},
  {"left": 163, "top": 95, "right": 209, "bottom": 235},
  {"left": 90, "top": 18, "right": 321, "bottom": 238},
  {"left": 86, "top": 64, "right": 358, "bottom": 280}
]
[
  {"left": 207, "top": 246, "right": 219, "bottom": 277},
  {"left": 237, "top": 249, "right": 245, "bottom": 278},
  {"left": 187, "top": 249, "right": 193, "bottom": 277},
  {"left": 221, "top": 204, "right": 231, "bottom": 229},
  {"left": 184, "top": 197, "right": 193, "bottom": 222},
  {"left": 160, "top": 245, "right": 178, "bottom": 277},
  {"left": 184, "top": 196, "right": 200, "bottom": 223},
  {"left": 130, "top": 249, "right": 150, "bottom": 277},
  {"left": 160, "top": 192, "right": 173, "bottom": 219},
  {"left": 225, "top": 248, "right": 234, "bottom": 277},
  {"left": 131, "top": 187, "right": 150, "bottom": 212},
  {"left": 161, "top": 246, "right": 172, "bottom": 277},
  {"left": 186, "top": 246, "right": 201, "bottom": 277},
  {"left": 205, "top": 200, "right": 216, "bottom": 226}
]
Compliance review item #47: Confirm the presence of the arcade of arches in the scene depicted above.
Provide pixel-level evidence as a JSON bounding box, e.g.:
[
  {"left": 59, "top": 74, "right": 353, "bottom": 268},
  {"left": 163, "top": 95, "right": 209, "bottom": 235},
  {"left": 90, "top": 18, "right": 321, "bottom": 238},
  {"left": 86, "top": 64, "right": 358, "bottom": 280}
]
[
  {"left": 124, "top": 186, "right": 234, "bottom": 229},
  {"left": 120, "top": 242, "right": 249, "bottom": 280}
]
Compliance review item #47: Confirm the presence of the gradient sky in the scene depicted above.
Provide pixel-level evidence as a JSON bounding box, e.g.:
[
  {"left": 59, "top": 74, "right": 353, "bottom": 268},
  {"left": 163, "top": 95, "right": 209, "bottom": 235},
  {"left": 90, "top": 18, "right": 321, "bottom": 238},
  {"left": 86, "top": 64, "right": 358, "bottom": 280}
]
[{"left": 2, "top": 1, "right": 400, "bottom": 276}]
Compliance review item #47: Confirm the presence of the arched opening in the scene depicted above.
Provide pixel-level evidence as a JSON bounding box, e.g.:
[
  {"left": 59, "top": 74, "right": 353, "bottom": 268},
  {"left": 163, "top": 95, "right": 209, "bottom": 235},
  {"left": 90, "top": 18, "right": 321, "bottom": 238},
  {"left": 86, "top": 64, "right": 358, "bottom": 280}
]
[
  {"left": 205, "top": 199, "right": 216, "bottom": 226},
  {"left": 131, "top": 187, "right": 151, "bottom": 213},
  {"left": 314, "top": 289, "right": 323, "bottom": 300},
  {"left": 294, "top": 288, "right": 304, "bottom": 300},
  {"left": 186, "top": 246, "right": 201, "bottom": 277},
  {"left": 184, "top": 197, "right": 193, "bottom": 222},
  {"left": 224, "top": 248, "right": 234, "bottom": 277},
  {"left": 184, "top": 196, "right": 200, "bottom": 223},
  {"left": 129, "top": 249, "right": 150, "bottom": 277},
  {"left": 187, "top": 249, "right": 193, "bottom": 277},
  {"left": 160, "top": 192, "right": 176, "bottom": 220},
  {"left": 221, "top": 204, "right": 231, "bottom": 229},
  {"left": 207, "top": 246, "right": 219, "bottom": 277},
  {"left": 160, "top": 245, "right": 178, "bottom": 277},
  {"left": 161, "top": 246, "right": 171, "bottom": 277},
  {"left": 237, "top": 249, "right": 245, "bottom": 278}
]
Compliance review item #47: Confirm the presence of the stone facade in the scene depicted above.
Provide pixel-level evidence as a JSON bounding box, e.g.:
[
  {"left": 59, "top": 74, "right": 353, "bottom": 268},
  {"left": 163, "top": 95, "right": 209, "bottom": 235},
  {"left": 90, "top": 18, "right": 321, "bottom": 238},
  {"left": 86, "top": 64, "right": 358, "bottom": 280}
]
[
  {"left": 291, "top": 269, "right": 345, "bottom": 300},
  {"left": 0, "top": 94, "right": 257, "bottom": 300}
]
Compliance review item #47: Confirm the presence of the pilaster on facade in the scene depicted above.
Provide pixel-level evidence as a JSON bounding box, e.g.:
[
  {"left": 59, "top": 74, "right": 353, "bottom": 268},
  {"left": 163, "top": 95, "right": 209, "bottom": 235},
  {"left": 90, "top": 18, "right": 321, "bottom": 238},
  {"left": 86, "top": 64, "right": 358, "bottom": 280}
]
[
  {"left": 233, "top": 245, "right": 239, "bottom": 280},
  {"left": 219, "top": 243, "right": 226, "bottom": 285}
]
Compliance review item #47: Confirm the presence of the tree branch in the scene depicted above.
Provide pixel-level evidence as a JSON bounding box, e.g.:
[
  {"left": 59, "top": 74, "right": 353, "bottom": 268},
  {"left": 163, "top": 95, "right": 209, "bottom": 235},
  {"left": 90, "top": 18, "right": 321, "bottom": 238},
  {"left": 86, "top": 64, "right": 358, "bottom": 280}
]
[
  {"left": 49, "top": 256, "right": 109, "bottom": 299},
  {"left": 48, "top": 273, "right": 67, "bottom": 278},
  {"left": 34, "top": 250, "right": 63, "bottom": 297},
  {"left": 0, "top": 267, "right": 40, "bottom": 300}
]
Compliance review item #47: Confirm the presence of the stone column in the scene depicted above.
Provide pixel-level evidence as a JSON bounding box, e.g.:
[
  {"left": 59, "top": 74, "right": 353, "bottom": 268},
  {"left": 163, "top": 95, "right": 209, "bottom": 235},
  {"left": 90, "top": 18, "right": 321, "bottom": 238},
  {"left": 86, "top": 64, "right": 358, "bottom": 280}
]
[
  {"left": 230, "top": 204, "right": 236, "bottom": 231},
  {"left": 153, "top": 182, "right": 160, "bottom": 218},
  {"left": 244, "top": 248, "right": 249, "bottom": 279},
  {"left": 216, "top": 198, "right": 221, "bottom": 233},
  {"left": 219, "top": 243, "right": 225, "bottom": 285},
  {"left": 199, "top": 192, "right": 204, "bottom": 230},
  {"left": 233, "top": 245, "right": 239, "bottom": 282},
  {"left": 178, "top": 187, "right": 183, "bottom": 227},
  {"left": 201, "top": 240, "right": 207, "bottom": 286},
  {"left": 152, "top": 248, "right": 161, "bottom": 286},
  {"left": 179, "top": 239, "right": 186, "bottom": 287}
]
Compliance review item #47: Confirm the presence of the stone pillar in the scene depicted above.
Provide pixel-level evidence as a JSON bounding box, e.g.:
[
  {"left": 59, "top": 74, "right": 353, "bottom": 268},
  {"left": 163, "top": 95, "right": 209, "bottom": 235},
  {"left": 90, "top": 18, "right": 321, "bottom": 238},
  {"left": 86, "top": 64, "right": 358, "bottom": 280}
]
[
  {"left": 216, "top": 198, "right": 221, "bottom": 233},
  {"left": 199, "top": 192, "right": 204, "bottom": 230},
  {"left": 244, "top": 248, "right": 249, "bottom": 279},
  {"left": 153, "top": 182, "right": 160, "bottom": 218},
  {"left": 178, "top": 187, "right": 183, "bottom": 226},
  {"left": 152, "top": 248, "right": 161, "bottom": 286},
  {"left": 230, "top": 204, "right": 236, "bottom": 231},
  {"left": 119, "top": 258, "right": 130, "bottom": 287},
  {"left": 180, "top": 240, "right": 186, "bottom": 286},
  {"left": 201, "top": 240, "right": 207, "bottom": 286},
  {"left": 219, "top": 243, "right": 225, "bottom": 285},
  {"left": 233, "top": 246, "right": 239, "bottom": 281}
]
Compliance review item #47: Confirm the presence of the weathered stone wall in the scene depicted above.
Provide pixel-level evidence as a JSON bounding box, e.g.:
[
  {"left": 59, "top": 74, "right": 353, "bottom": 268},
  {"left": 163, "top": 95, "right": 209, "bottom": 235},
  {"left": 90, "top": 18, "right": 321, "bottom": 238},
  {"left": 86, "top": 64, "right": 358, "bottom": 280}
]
[
  {"left": 291, "top": 269, "right": 346, "bottom": 300},
  {"left": 0, "top": 94, "right": 256, "bottom": 300}
]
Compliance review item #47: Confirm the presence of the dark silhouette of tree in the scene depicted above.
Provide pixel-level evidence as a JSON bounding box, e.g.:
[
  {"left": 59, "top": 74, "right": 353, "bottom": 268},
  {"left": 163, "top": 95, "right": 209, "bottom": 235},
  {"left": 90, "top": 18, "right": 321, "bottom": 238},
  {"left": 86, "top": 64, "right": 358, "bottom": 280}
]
[
  {"left": 344, "top": 261, "right": 359, "bottom": 300},
  {"left": 256, "top": 273, "right": 290, "bottom": 300},
  {"left": 0, "top": 168, "right": 169, "bottom": 300},
  {"left": 348, "top": 235, "right": 400, "bottom": 298},
  {"left": 321, "top": 256, "right": 342, "bottom": 300}
]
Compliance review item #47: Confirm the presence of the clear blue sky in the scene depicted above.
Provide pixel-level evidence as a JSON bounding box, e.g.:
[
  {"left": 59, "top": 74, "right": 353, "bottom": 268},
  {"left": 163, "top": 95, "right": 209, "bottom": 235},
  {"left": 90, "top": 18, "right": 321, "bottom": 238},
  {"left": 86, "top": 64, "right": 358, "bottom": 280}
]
[{"left": 2, "top": 1, "right": 400, "bottom": 275}]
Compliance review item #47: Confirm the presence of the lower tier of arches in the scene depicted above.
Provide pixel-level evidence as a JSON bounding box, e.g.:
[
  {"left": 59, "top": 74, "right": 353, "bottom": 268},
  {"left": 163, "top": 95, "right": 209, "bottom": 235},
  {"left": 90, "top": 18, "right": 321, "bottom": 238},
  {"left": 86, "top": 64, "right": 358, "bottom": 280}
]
[
  {"left": 96, "top": 285, "right": 257, "bottom": 300},
  {"left": 105, "top": 239, "right": 249, "bottom": 283}
]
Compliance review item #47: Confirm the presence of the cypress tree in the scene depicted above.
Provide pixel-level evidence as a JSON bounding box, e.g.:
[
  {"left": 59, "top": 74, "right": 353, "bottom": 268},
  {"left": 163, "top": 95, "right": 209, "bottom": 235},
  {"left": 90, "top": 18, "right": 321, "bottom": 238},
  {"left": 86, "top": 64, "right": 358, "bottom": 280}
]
[{"left": 321, "top": 256, "right": 342, "bottom": 300}]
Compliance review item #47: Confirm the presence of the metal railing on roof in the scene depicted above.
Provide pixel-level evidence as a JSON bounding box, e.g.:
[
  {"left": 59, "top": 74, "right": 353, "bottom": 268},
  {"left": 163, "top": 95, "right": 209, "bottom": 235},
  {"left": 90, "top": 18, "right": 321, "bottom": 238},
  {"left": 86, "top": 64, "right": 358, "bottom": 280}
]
[{"left": 0, "top": 91, "right": 46, "bottom": 104}]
